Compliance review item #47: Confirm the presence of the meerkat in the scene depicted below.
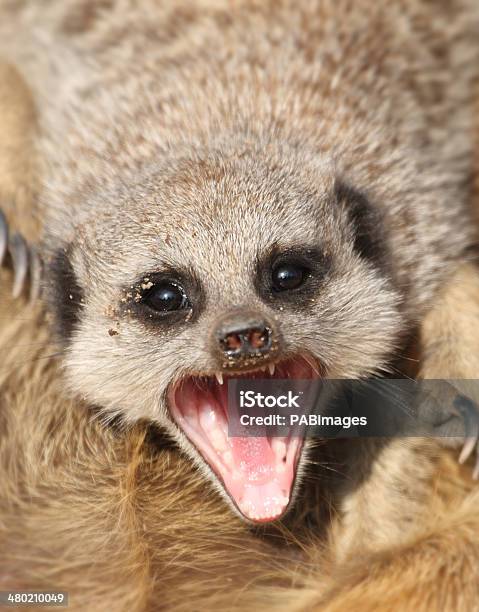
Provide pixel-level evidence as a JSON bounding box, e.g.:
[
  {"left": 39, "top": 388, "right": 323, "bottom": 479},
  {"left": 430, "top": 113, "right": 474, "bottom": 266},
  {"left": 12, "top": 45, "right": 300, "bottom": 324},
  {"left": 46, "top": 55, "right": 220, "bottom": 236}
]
[
  {"left": 2, "top": 46, "right": 479, "bottom": 612},
  {"left": 0, "top": 0, "right": 479, "bottom": 525}
]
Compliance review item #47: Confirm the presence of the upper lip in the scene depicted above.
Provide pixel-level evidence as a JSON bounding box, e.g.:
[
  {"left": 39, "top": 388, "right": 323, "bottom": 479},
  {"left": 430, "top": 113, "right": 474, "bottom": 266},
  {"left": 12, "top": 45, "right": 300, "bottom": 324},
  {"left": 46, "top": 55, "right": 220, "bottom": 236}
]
[{"left": 216, "top": 344, "right": 281, "bottom": 371}]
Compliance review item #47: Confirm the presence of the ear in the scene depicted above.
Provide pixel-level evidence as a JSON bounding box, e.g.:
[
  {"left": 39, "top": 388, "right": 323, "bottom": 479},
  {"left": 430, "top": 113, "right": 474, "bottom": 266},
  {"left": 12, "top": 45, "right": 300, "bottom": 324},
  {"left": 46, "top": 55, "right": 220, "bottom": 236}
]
[{"left": 334, "top": 178, "right": 387, "bottom": 268}]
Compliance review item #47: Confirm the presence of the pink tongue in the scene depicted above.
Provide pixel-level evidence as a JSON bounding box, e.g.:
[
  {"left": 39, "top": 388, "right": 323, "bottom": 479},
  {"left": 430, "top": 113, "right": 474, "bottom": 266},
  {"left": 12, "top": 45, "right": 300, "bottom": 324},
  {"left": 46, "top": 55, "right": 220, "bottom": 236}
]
[
  {"left": 230, "top": 437, "right": 276, "bottom": 483},
  {"left": 226, "top": 436, "right": 295, "bottom": 522}
]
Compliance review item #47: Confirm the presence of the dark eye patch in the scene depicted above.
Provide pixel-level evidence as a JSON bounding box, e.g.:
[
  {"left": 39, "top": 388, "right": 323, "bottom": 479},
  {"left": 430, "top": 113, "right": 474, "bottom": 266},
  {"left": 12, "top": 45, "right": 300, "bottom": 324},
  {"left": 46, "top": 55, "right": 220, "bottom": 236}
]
[
  {"left": 121, "top": 267, "right": 203, "bottom": 328},
  {"left": 255, "top": 244, "right": 331, "bottom": 310},
  {"left": 47, "top": 246, "right": 85, "bottom": 341}
]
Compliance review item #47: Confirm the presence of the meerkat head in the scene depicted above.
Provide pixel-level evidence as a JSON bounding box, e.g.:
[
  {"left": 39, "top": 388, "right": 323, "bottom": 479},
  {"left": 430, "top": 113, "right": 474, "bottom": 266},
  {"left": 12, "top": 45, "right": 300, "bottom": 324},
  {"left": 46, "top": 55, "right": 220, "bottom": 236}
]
[{"left": 45, "top": 144, "right": 404, "bottom": 523}]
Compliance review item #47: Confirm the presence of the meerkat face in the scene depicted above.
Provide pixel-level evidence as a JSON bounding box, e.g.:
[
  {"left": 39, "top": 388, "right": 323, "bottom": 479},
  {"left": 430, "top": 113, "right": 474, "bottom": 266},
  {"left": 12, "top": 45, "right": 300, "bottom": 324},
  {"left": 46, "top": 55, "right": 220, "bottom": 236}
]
[{"left": 47, "top": 149, "right": 404, "bottom": 522}]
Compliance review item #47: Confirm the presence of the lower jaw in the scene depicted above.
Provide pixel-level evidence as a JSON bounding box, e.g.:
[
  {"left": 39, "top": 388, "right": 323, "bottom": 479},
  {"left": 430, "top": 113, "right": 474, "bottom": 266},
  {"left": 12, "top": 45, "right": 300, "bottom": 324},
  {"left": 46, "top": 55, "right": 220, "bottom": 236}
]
[{"left": 168, "top": 354, "right": 320, "bottom": 522}]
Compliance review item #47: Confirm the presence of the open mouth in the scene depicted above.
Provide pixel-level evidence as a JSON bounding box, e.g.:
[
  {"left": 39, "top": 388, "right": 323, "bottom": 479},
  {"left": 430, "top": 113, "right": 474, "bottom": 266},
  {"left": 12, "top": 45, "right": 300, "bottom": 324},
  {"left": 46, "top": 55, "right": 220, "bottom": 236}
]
[{"left": 168, "top": 355, "right": 321, "bottom": 523}]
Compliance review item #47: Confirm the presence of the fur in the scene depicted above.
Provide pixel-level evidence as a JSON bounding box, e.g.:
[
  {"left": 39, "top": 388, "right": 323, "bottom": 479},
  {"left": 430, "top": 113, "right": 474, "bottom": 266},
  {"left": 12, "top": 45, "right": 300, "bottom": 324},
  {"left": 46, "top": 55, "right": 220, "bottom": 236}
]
[
  {"left": 1, "top": 57, "right": 479, "bottom": 611},
  {"left": 2, "top": 262, "right": 479, "bottom": 611},
  {"left": 0, "top": 0, "right": 478, "bottom": 519}
]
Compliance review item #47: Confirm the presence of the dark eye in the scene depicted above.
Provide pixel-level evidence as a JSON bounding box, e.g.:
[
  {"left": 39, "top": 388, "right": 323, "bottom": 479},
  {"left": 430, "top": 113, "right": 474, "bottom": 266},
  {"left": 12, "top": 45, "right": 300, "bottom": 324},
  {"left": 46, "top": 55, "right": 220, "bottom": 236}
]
[
  {"left": 143, "top": 281, "right": 189, "bottom": 312},
  {"left": 271, "top": 263, "right": 310, "bottom": 292}
]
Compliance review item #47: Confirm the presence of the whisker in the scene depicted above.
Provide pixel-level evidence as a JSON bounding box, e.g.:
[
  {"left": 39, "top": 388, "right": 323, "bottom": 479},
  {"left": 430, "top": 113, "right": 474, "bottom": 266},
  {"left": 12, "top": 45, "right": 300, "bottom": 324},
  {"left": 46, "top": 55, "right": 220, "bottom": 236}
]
[{"left": 0, "top": 350, "right": 67, "bottom": 374}]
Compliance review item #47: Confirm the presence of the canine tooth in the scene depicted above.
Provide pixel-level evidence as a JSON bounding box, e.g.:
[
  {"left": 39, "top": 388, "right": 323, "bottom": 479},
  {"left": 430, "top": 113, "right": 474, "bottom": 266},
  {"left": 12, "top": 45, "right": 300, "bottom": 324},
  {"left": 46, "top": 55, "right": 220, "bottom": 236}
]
[
  {"left": 275, "top": 463, "right": 286, "bottom": 474},
  {"left": 215, "top": 372, "right": 224, "bottom": 385},
  {"left": 268, "top": 363, "right": 275, "bottom": 376}
]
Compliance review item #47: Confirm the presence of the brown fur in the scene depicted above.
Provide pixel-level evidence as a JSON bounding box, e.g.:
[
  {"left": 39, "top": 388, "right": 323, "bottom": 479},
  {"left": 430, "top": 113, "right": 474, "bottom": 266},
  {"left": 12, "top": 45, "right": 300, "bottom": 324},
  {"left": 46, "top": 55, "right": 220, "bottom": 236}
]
[
  {"left": 0, "top": 62, "right": 39, "bottom": 241},
  {"left": 2, "top": 279, "right": 479, "bottom": 611},
  {"left": 1, "top": 63, "right": 479, "bottom": 611},
  {"left": 1, "top": 0, "right": 478, "bottom": 526}
]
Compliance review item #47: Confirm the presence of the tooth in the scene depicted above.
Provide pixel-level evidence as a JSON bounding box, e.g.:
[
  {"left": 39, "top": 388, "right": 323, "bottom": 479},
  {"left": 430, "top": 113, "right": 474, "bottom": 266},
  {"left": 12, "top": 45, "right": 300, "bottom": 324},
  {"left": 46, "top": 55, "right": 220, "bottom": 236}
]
[
  {"left": 268, "top": 363, "right": 275, "bottom": 376},
  {"left": 276, "top": 463, "right": 286, "bottom": 474},
  {"left": 215, "top": 372, "right": 224, "bottom": 385}
]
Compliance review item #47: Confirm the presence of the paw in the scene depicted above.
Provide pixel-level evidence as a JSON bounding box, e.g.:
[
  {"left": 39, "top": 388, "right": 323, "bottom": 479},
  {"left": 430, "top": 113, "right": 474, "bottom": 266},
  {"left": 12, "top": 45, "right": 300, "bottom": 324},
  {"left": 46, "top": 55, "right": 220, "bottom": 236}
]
[{"left": 415, "top": 381, "right": 479, "bottom": 478}]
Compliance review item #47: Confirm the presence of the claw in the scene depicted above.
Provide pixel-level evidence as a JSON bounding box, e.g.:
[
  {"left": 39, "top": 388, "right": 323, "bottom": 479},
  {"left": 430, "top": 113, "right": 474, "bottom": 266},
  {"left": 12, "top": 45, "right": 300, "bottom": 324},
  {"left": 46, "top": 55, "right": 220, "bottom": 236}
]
[
  {"left": 9, "top": 232, "right": 29, "bottom": 299},
  {"left": 459, "top": 436, "right": 477, "bottom": 465},
  {"left": 0, "top": 209, "right": 44, "bottom": 301},
  {"left": 473, "top": 456, "right": 479, "bottom": 481},
  {"left": 29, "top": 246, "right": 42, "bottom": 303},
  {"left": 0, "top": 209, "right": 8, "bottom": 266},
  {"left": 453, "top": 395, "right": 479, "bottom": 466}
]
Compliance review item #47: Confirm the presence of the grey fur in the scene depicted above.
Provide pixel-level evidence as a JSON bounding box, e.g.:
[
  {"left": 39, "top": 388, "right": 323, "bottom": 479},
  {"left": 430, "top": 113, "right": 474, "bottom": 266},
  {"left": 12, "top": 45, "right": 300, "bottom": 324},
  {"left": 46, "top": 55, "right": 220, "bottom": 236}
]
[{"left": 1, "top": 0, "right": 478, "bottom": 517}]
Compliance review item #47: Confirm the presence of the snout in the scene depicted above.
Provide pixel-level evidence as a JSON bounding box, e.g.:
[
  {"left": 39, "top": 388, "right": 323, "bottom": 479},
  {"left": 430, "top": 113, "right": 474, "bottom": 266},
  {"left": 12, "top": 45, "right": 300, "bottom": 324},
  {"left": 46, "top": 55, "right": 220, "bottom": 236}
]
[{"left": 212, "top": 309, "right": 280, "bottom": 369}]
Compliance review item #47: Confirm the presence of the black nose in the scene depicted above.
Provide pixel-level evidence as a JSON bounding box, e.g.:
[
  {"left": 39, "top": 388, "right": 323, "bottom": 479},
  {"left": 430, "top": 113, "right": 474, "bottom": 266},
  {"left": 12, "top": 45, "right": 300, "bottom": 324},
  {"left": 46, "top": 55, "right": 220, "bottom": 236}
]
[{"left": 215, "top": 311, "right": 275, "bottom": 362}]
